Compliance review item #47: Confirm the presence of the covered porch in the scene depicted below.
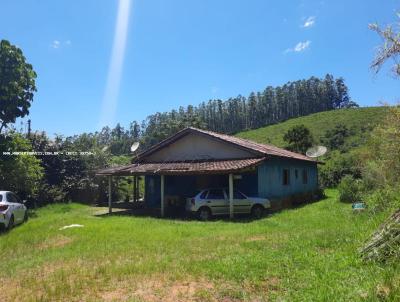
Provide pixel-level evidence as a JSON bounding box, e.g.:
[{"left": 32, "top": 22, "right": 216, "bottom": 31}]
[{"left": 96, "top": 158, "right": 264, "bottom": 219}]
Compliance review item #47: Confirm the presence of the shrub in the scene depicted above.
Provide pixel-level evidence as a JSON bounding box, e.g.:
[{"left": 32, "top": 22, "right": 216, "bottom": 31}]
[
  {"left": 337, "top": 175, "right": 362, "bottom": 203},
  {"left": 36, "top": 183, "right": 67, "bottom": 206},
  {"left": 364, "top": 187, "right": 400, "bottom": 214},
  {"left": 319, "top": 150, "right": 361, "bottom": 188},
  {"left": 0, "top": 134, "right": 43, "bottom": 199}
]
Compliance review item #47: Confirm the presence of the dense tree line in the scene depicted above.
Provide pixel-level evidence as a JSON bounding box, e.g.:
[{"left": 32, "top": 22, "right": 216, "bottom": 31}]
[{"left": 94, "top": 74, "right": 357, "bottom": 153}]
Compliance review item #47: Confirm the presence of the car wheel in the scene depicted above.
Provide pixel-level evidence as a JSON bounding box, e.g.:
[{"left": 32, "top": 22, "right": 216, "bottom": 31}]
[
  {"left": 198, "top": 207, "right": 211, "bottom": 221},
  {"left": 24, "top": 211, "right": 29, "bottom": 222},
  {"left": 7, "top": 215, "right": 14, "bottom": 230},
  {"left": 251, "top": 205, "right": 264, "bottom": 219}
]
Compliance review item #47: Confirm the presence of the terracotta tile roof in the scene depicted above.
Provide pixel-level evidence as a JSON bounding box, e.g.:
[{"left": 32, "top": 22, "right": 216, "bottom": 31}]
[
  {"left": 96, "top": 127, "right": 318, "bottom": 176},
  {"left": 96, "top": 157, "right": 265, "bottom": 176}
]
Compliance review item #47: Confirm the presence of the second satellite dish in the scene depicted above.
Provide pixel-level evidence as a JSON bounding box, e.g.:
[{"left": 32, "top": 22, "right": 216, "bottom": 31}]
[
  {"left": 130, "top": 142, "right": 140, "bottom": 153},
  {"left": 306, "top": 146, "right": 327, "bottom": 158}
]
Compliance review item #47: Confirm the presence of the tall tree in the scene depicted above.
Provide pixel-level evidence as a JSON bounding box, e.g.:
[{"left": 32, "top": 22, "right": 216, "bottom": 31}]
[
  {"left": 0, "top": 40, "right": 37, "bottom": 134},
  {"left": 283, "top": 125, "right": 314, "bottom": 154}
]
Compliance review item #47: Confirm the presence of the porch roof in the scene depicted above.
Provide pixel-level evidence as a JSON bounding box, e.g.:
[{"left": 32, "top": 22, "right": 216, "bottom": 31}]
[{"left": 96, "top": 157, "right": 266, "bottom": 176}]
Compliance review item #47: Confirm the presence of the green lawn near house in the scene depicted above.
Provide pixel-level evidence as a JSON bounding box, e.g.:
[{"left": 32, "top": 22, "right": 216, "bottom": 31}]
[{"left": 0, "top": 189, "right": 399, "bottom": 301}]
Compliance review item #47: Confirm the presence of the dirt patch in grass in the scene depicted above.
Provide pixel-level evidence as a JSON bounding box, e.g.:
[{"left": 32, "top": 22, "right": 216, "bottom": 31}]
[
  {"left": 246, "top": 235, "right": 266, "bottom": 242},
  {"left": 97, "top": 274, "right": 278, "bottom": 302},
  {"left": 132, "top": 277, "right": 215, "bottom": 302},
  {"left": 38, "top": 234, "right": 73, "bottom": 250}
]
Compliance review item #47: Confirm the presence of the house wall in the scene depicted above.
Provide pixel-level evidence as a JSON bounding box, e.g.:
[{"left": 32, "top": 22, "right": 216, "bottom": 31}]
[
  {"left": 144, "top": 133, "right": 254, "bottom": 162},
  {"left": 144, "top": 159, "right": 318, "bottom": 209},
  {"left": 257, "top": 158, "right": 318, "bottom": 201}
]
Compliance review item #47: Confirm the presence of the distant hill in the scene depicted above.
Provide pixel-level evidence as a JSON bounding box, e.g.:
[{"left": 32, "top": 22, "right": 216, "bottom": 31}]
[{"left": 236, "top": 107, "right": 388, "bottom": 149}]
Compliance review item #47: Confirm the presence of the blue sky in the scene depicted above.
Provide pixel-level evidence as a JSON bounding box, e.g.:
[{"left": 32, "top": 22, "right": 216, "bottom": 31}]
[{"left": 1, "top": 0, "right": 399, "bottom": 136}]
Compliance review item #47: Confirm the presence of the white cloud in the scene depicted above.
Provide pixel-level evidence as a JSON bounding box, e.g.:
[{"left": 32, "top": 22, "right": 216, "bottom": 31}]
[
  {"left": 302, "top": 16, "right": 316, "bottom": 28},
  {"left": 51, "top": 40, "right": 71, "bottom": 49},
  {"left": 51, "top": 40, "right": 60, "bottom": 49},
  {"left": 284, "top": 40, "right": 311, "bottom": 53},
  {"left": 294, "top": 40, "right": 311, "bottom": 51}
]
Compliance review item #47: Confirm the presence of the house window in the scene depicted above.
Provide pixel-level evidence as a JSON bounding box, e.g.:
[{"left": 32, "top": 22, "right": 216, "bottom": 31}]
[
  {"left": 302, "top": 169, "right": 308, "bottom": 184},
  {"left": 295, "top": 169, "right": 298, "bottom": 179},
  {"left": 283, "top": 169, "right": 290, "bottom": 186}
]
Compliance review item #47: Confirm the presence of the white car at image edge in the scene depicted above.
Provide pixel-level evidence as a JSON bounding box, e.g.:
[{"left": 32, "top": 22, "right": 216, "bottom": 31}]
[{"left": 0, "top": 191, "right": 28, "bottom": 230}]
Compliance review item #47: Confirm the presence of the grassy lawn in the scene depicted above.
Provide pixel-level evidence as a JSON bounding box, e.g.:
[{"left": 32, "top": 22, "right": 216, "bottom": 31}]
[{"left": 1, "top": 189, "right": 399, "bottom": 301}]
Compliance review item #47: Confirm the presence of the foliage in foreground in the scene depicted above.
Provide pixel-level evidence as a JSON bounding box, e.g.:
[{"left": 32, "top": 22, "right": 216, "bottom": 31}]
[
  {"left": 361, "top": 106, "right": 400, "bottom": 212},
  {"left": 360, "top": 209, "right": 400, "bottom": 263},
  {"left": 357, "top": 106, "right": 400, "bottom": 263}
]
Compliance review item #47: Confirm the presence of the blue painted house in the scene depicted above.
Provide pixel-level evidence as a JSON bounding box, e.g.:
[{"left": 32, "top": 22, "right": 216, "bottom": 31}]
[{"left": 98, "top": 127, "right": 319, "bottom": 215}]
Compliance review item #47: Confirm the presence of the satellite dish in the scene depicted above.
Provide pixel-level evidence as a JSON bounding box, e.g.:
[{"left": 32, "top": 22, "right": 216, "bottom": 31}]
[
  {"left": 101, "top": 146, "right": 109, "bottom": 152},
  {"left": 130, "top": 142, "right": 140, "bottom": 153},
  {"left": 306, "top": 146, "right": 327, "bottom": 158}
]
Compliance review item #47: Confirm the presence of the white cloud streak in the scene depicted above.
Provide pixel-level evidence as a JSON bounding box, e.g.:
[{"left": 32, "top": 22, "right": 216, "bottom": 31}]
[
  {"left": 51, "top": 40, "right": 71, "bottom": 49},
  {"left": 302, "top": 16, "right": 316, "bottom": 28},
  {"left": 284, "top": 40, "right": 311, "bottom": 53},
  {"left": 51, "top": 40, "right": 60, "bottom": 49},
  {"left": 99, "top": 0, "right": 131, "bottom": 127}
]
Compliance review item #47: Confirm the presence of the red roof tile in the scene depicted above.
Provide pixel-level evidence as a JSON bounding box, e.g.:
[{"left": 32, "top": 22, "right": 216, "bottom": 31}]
[
  {"left": 96, "top": 157, "right": 265, "bottom": 176},
  {"left": 96, "top": 127, "right": 318, "bottom": 176}
]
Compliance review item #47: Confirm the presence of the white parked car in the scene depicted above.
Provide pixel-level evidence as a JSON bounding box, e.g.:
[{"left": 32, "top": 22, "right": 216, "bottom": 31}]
[
  {"left": 0, "top": 191, "right": 28, "bottom": 230},
  {"left": 186, "top": 188, "right": 271, "bottom": 220}
]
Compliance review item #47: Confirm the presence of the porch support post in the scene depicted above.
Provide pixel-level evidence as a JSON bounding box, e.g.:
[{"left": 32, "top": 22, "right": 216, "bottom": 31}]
[
  {"left": 133, "top": 175, "right": 137, "bottom": 202},
  {"left": 108, "top": 176, "right": 112, "bottom": 214},
  {"left": 136, "top": 176, "right": 140, "bottom": 201},
  {"left": 160, "top": 175, "right": 165, "bottom": 217},
  {"left": 229, "top": 173, "right": 234, "bottom": 219}
]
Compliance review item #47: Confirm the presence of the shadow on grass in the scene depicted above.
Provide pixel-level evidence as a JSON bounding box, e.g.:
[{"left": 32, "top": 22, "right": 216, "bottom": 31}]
[
  {"left": 94, "top": 194, "right": 329, "bottom": 223},
  {"left": 95, "top": 207, "right": 271, "bottom": 223}
]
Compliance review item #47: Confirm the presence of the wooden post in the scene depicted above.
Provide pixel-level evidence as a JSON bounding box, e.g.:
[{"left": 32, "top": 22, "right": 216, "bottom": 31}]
[
  {"left": 108, "top": 176, "right": 112, "bottom": 214},
  {"left": 160, "top": 175, "right": 165, "bottom": 217},
  {"left": 136, "top": 176, "right": 140, "bottom": 201},
  {"left": 229, "top": 173, "right": 234, "bottom": 219},
  {"left": 133, "top": 175, "right": 137, "bottom": 202}
]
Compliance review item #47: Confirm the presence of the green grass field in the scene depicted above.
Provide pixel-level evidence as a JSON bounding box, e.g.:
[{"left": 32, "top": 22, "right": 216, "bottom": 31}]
[
  {"left": 0, "top": 189, "right": 399, "bottom": 301},
  {"left": 236, "top": 107, "right": 388, "bottom": 147}
]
